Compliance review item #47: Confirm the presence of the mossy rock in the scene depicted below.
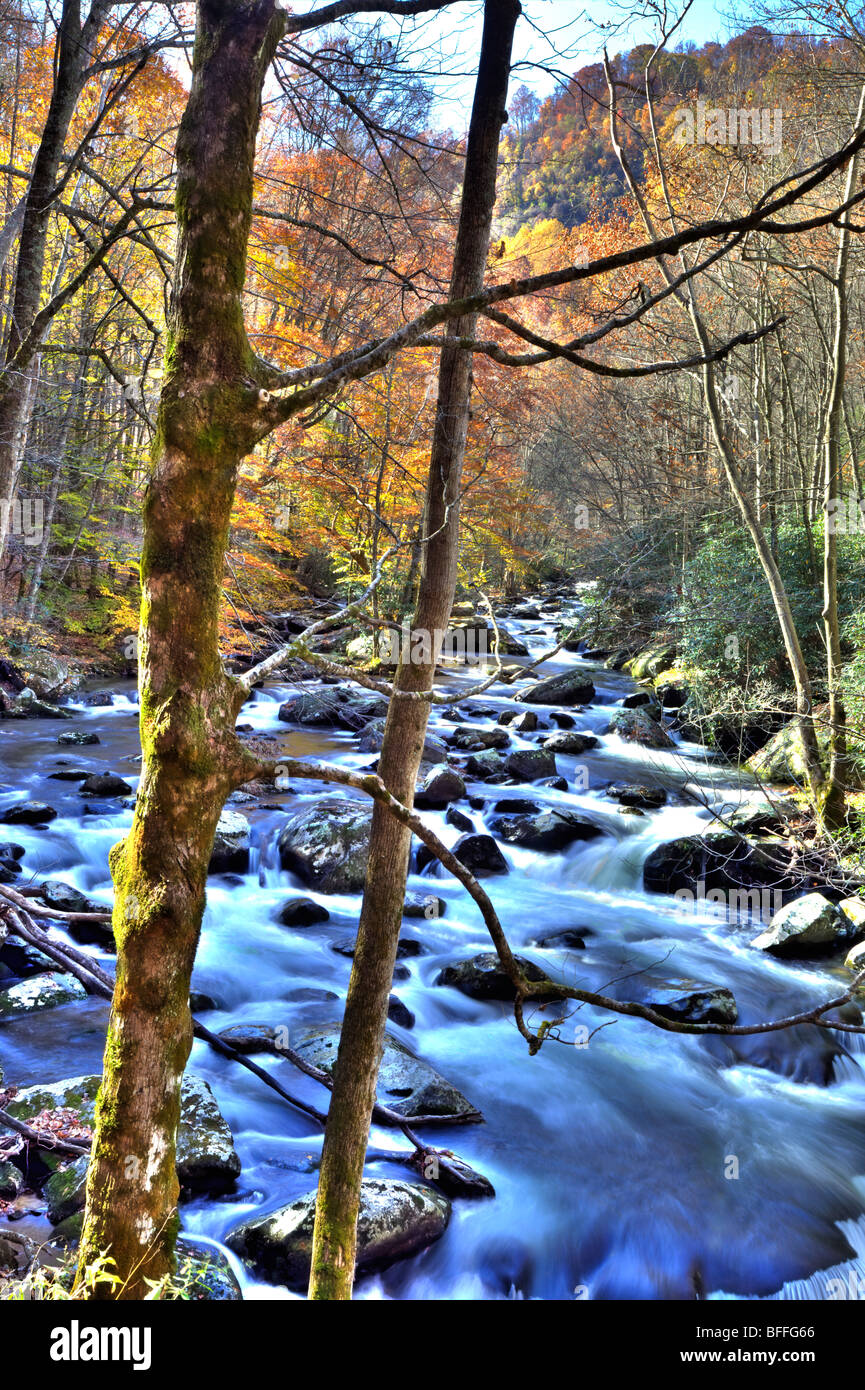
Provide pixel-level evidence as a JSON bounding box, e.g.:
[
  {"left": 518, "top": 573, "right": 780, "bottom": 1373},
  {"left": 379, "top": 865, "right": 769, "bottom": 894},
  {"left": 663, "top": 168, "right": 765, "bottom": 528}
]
[{"left": 624, "top": 642, "right": 677, "bottom": 682}]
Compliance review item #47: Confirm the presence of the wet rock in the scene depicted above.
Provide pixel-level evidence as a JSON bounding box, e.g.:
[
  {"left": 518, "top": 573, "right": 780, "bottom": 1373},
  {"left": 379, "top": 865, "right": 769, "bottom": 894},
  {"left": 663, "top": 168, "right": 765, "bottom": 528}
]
[
  {"left": 605, "top": 708, "right": 674, "bottom": 749},
  {"left": 0, "top": 972, "right": 87, "bottom": 1015},
  {"left": 387, "top": 996, "right": 415, "bottom": 1029},
  {"left": 706, "top": 797, "right": 790, "bottom": 836},
  {"left": 57, "top": 730, "right": 99, "bottom": 746},
  {"left": 38, "top": 880, "right": 105, "bottom": 915},
  {"left": 293, "top": 1028, "right": 480, "bottom": 1120},
  {"left": 622, "top": 691, "right": 654, "bottom": 709},
  {"left": 0, "top": 841, "right": 25, "bottom": 862},
  {"left": 276, "top": 897, "right": 331, "bottom": 927},
  {"left": 499, "top": 709, "right": 537, "bottom": 732},
  {"left": 404, "top": 891, "right": 446, "bottom": 918},
  {"left": 449, "top": 833, "right": 508, "bottom": 876},
  {"left": 0, "top": 1161, "right": 23, "bottom": 1199},
  {"left": 747, "top": 706, "right": 844, "bottom": 787},
  {"left": 77, "top": 773, "right": 132, "bottom": 797},
  {"left": 0, "top": 800, "right": 57, "bottom": 825},
  {"left": 542, "top": 730, "right": 598, "bottom": 754},
  {"left": 549, "top": 712, "right": 576, "bottom": 729},
  {"left": 278, "top": 798, "right": 372, "bottom": 893},
  {"left": 531, "top": 929, "right": 587, "bottom": 950},
  {"left": 410, "top": 1150, "right": 495, "bottom": 1198},
  {"left": 624, "top": 642, "right": 677, "bottom": 681},
  {"left": 9, "top": 1073, "right": 240, "bottom": 1207},
  {"left": 190, "top": 991, "right": 220, "bottom": 1012},
  {"left": 226, "top": 1178, "right": 450, "bottom": 1290},
  {"left": 80, "top": 691, "right": 114, "bottom": 707},
  {"left": 7, "top": 687, "right": 73, "bottom": 719},
  {"left": 464, "top": 750, "right": 507, "bottom": 780},
  {"left": 416, "top": 764, "right": 466, "bottom": 807},
  {"left": 751, "top": 893, "right": 851, "bottom": 955},
  {"left": 491, "top": 797, "right": 540, "bottom": 814},
  {"left": 47, "top": 767, "right": 92, "bottom": 781},
  {"left": 488, "top": 809, "right": 601, "bottom": 852},
  {"left": 278, "top": 687, "right": 388, "bottom": 729},
  {"left": 445, "top": 806, "right": 473, "bottom": 833},
  {"left": 447, "top": 726, "right": 511, "bottom": 751},
  {"left": 332, "top": 934, "right": 424, "bottom": 960},
  {"left": 540, "top": 775, "right": 569, "bottom": 791},
  {"left": 521, "top": 671, "right": 595, "bottom": 706},
  {"left": 19, "top": 652, "right": 75, "bottom": 701},
  {"left": 435, "top": 951, "right": 555, "bottom": 1001},
  {"left": 505, "top": 748, "right": 557, "bottom": 780},
  {"left": 643, "top": 831, "right": 799, "bottom": 900},
  {"left": 607, "top": 783, "right": 667, "bottom": 810},
  {"left": 626, "top": 979, "right": 738, "bottom": 1025},
  {"left": 209, "top": 809, "right": 251, "bottom": 875},
  {"left": 217, "top": 1023, "right": 283, "bottom": 1054}
]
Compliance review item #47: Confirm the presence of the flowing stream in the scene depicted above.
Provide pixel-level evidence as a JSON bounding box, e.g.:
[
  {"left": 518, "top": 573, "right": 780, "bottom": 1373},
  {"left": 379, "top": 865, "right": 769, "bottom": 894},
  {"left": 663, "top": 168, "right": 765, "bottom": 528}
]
[{"left": 3, "top": 598, "right": 865, "bottom": 1300}]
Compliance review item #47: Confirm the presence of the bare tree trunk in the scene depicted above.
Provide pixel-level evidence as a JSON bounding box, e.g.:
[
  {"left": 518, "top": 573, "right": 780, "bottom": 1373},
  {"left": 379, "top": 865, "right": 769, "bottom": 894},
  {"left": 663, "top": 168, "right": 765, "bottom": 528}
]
[
  {"left": 820, "top": 84, "right": 865, "bottom": 829},
  {"left": 75, "top": 0, "right": 284, "bottom": 1299},
  {"left": 307, "top": 0, "right": 521, "bottom": 1302}
]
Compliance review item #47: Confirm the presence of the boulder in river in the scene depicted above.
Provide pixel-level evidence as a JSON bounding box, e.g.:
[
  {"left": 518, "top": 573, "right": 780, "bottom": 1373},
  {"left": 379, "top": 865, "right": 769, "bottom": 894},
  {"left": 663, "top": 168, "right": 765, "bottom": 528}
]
[
  {"left": 626, "top": 979, "right": 738, "bottom": 1025},
  {"left": 542, "top": 730, "right": 599, "bottom": 754},
  {"left": 276, "top": 896, "right": 330, "bottom": 927},
  {"left": 0, "top": 972, "right": 87, "bottom": 1016},
  {"left": 447, "top": 726, "right": 511, "bottom": 752},
  {"left": 624, "top": 642, "right": 677, "bottom": 681},
  {"left": 209, "top": 809, "right": 250, "bottom": 874},
  {"left": 520, "top": 671, "right": 595, "bottom": 706},
  {"left": 0, "top": 800, "right": 57, "bottom": 825},
  {"left": 38, "top": 880, "right": 105, "bottom": 915},
  {"left": 416, "top": 764, "right": 466, "bottom": 807},
  {"left": 277, "top": 686, "right": 388, "bottom": 729},
  {"left": 464, "top": 750, "right": 507, "bottom": 780},
  {"left": 77, "top": 773, "right": 132, "bottom": 798},
  {"left": 488, "top": 809, "right": 601, "bottom": 852},
  {"left": 293, "top": 1027, "right": 481, "bottom": 1120},
  {"left": 404, "top": 891, "right": 446, "bottom": 918},
  {"left": 607, "top": 783, "right": 666, "bottom": 809},
  {"left": 751, "top": 893, "right": 852, "bottom": 955},
  {"left": 643, "top": 830, "right": 800, "bottom": 900},
  {"left": 57, "top": 730, "right": 100, "bottom": 746},
  {"left": 505, "top": 748, "right": 558, "bottom": 780},
  {"left": 605, "top": 708, "right": 674, "bottom": 749},
  {"left": 435, "top": 951, "right": 555, "bottom": 1001},
  {"left": 358, "top": 717, "right": 448, "bottom": 765},
  {"left": 9, "top": 1073, "right": 240, "bottom": 1210},
  {"left": 226, "top": 1178, "right": 450, "bottom": 1290},
  {"left": 278, "top": 798, "right": 371, "bottom": 893},
  {"left": 80, "top": 691, "right": 114, "bottom": 707},
  {"left": 6, "top": 687, "right": 74, "bottom": 719},
  {"left": 449, "top": 833, "right": 508, "bottom": 876}
]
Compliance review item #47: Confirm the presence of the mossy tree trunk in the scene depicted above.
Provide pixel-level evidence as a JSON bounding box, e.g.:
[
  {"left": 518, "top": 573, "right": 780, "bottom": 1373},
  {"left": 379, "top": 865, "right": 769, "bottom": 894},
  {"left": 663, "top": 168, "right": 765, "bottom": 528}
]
[
  {"left": 75, "top": 0, "right": 284, "bottom": 1299},
  {"left": 307, "top": 0, "right": 521, "bottom": 1301}
]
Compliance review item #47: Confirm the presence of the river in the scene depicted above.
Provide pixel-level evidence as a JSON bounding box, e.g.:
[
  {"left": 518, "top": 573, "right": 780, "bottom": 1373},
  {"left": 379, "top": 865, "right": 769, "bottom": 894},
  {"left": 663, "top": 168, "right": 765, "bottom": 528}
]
[{"left": 2, "top": 598, "right": 865, "bottom": 1300}]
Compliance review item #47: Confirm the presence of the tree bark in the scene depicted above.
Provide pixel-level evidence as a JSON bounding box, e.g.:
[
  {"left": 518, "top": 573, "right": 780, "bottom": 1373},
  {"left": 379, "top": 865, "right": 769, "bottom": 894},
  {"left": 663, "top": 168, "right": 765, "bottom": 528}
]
[
  {"left": 75, "top": 0, "right": 284, "bottom": 1299},
  {"left": 307, "top": 0, "right": 521, "bottom": 1301}
]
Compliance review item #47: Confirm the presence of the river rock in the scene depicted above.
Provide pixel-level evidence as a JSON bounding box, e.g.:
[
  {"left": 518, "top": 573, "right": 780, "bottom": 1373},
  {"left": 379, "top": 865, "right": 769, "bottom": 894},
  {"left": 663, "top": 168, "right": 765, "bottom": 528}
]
[
  {"left": 520, "top": 671, "right": 595, "bottom": 706},
  {"left": 19, "top": 652, "right": 75, "bottom": 701},
  {"left": 464, "top": 750, "right": 507, "bottom": 780},
  {"left": 751, "top": 893, "right": 851, "bottom": 955},
  {"left": 416, "top": 764, "right": 466, "bottom": 807},
  {"left": 607, "top": 783, "right": 666, "bottom": 809},
  {"left": 404, "top": 891, "right": 446, "bottom": 918},
  {"left": 278, "top": 798, "right": 371, "bottom": 892},
  {"left": 0, "top": 800, "right": 57, "bottom": 825},
  {"left": 0, "top": 1161, "right": 22, "bottom": 1199},
  {"left": 643, "top": 830, "right": 797, "bottom": 899},
  {"left": 622, "top": 691, "right": 655, "bottom": 709},
  {"left": 505, "top": 748, "right": 557, "bottom": 780},
  {"left": 276, "top": 896, "right": 330, "bottom": 927},
  {"left": 542, "top": 730, "right": 598, "bottom": 754},
  {"left": 277, "top": 687, "right": 388, "bottom": 729},
  {"left": 387, "top": 996, "right": 415, "bottom": 1028},
  {"left": 47, "top": 766, "right": 92, "bottom": 781},
  {"left": 7, "top": 688, "right": 73, "bottom": 719},
  {"left": 435, "top": 951, "right": 555, "bottom": 1001},
  {"left": 358, "top": 717, "right": 448, "bottom": 765},
  {"left": 445, "top": 806, "right": 473, "bottom": 832},
  {"left": 531, "top": 928, "right": 588, "bottom": 950},
  {"left": 226, "top": 1178, "right": 450, "bottom": 1290},
  {"left": 293, "top": 1027, "right": 480, "bottom": 1119},
  {"left": 448, "top": 833, "right": 508, "bottom": 876},
  {"left": 217, "top": 1023, "right": 283, "bottom": 1054},
  {"left": 0, "top": 972, "right": 87, "bottom": 1016},
  {"left": 38, "top": 880, "right": 105, "bottom": 915},
  {"left": 57, "top": 730, "right": 100, "bottom": 746},
  {"left": 10, "top": 1073, "right": 240, "bottom": 1210},
  {"left": 624, "top": 642, "right": 677, "bottom": 681},
  {"left": 80, "top": 691, "right": 114, "bottom": 706},
  {"left": 447, "top": 726, "right": 511, "bottom": 751},
  {"left": 77, "top": 773, "right": 132, "bottom": 797},
  {"left": 627, "top": 979, "right": 738, "bottom": 1025},
  {"left": 605, "top": 708, "right": 674, "bottom": 749},
  {"left": 209, "top": 809, "right": 251, "bottom": 874},
  {"left": 488, "top": 809, "right": 601, "bottom": 852}
]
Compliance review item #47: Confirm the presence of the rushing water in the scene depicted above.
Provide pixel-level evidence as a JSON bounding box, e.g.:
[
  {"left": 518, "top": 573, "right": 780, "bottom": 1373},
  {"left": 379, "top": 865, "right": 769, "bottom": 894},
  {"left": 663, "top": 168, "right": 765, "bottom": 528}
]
[{"left": 2, "top": 600, "right": 865, "bottom": 1301}]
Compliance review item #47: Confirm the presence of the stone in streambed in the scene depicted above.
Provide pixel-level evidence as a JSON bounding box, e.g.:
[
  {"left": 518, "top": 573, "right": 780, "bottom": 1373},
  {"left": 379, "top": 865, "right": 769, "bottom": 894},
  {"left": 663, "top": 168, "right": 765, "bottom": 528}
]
[
  {"left": 0, "top": 973, "right": 86, "bottom": 1016},
  {"left": 605, "top": 708, "right": 674, "bottom": 749},
  {"left": 38, "top": 880, "right": 105, "bottom": 915},
  {"left": 464, "top": 750, "right": 507, "bottom": 780},
  {"left": 226, "top": 1178, "right": 450, "bottom": 1290},
  {"left": 277, "top": 798, "right": 371, "bottom": 893},
  {"left": 751, "top": 893, "right": 852, "bottom": 955},
  {"left": 77, "top": 773, "right": 132, "bottom": 798},
  {"left": 542, "top": 730, "right": 598, "bottom": 754},
  {"left": 505, "top": 748, "right": 558, "bottom": 780},
  {"left": 0, "top": 801, "right": 57, "bottom": 825},
  {"left": 488, "top": 809, "right": 601, "bottom": 852},
  {"left": 625, "top": 979, "right": 738, "bottom": 1025},
  {"left": 404, "top": 891, "right": 446, "bottom": 918},
  {"left": 435, "top": 951, "right": 555, "bottom": 1001},
  {"left": 57, "top": 730, "right": 99, "bottom": 746},
  {"left": 521, "top": 671, "right": 595, "bottom": 706},
  {"left": 292, "top": 1027, "right": 480, "bottom": 1120},
  {"left": 607, "top": 783, "right": 666, "bottom": 809},
  {"left": 447, "top": 726, "right": 511, "bottom": 752},
  {"left": 445, "top": 806, "right": 473, "bottom": 833},
  {"left": 276, "top": 896, "right": 330, "bottom": 927},
  {"left": 415, "top": 764, "right": 465, "bottom": 807},
  {"left": 209, "top": 809, "right": 251, "bottom": 875}
]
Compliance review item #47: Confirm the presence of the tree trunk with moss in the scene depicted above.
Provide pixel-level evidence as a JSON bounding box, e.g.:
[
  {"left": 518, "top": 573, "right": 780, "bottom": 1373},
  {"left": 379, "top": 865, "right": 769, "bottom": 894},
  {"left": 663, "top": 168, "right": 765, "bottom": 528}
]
[
  {"left": 75, "top": 0, "right": 284, "bottom": 1299},
  {"left": 307, "top": 0, "right": 521, "bottom": 1302}
]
